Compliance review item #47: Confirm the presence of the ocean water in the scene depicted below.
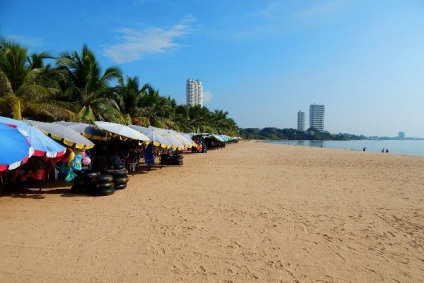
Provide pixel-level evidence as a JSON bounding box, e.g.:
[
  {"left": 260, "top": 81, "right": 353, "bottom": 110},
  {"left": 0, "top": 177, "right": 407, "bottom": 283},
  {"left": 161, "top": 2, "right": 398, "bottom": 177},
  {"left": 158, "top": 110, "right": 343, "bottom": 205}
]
[{"left": 263, "top": 139, "right": 424, "bottom": 157}]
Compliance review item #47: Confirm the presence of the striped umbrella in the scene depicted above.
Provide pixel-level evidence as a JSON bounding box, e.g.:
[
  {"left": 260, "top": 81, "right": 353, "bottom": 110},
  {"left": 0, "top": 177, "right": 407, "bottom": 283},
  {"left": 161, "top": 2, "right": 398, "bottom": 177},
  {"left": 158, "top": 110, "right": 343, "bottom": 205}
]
[{"left": 0, "top": 123, "right": 34, "bottom": 171}]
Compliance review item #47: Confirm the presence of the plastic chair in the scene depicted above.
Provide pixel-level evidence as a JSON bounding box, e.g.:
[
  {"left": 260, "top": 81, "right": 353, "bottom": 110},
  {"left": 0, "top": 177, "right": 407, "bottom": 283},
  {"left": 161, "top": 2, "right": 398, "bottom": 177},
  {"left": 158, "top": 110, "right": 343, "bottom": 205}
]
[{"left": 30, "top": 171, "right": 46, "bottom": 193}]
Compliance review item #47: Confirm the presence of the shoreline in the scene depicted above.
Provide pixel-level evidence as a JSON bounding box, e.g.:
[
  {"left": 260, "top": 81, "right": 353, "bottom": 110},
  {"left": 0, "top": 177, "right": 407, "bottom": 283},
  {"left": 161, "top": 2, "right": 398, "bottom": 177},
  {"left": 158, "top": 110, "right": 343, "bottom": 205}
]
[
  {"left": 262, "top": 139, "right": 424, "bottom": 156},
  {"left": 1, "top": 141, "right": 423, "bottom": 282}
]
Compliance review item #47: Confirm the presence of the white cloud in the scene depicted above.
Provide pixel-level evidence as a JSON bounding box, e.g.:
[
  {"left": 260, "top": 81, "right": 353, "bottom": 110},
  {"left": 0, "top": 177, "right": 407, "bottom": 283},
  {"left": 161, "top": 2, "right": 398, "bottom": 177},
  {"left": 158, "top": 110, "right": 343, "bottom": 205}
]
[
  {"left": 6, "top": 35, "right": 43, "bottom": 48},
  {"left": 295, "top": 0, "right": 350, "bottom": 24},
  {"left": 104, "top": 18, "right": 193, "bottom": 64},
  {"left": 203, "top": 91, "right": 212, "bottom": 104}
]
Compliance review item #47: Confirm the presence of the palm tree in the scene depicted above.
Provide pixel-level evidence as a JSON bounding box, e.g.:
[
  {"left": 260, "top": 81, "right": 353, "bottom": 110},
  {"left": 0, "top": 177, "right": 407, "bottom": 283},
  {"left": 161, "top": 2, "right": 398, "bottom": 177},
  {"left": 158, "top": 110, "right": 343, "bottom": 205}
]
[
  {"left": 56, "top": 45, "right": 123, "bottom": 123},
  {"left": 136, "top": 84, "right": 177, "bottom": 128},
  {"left": 0, "top": 40, "right": 72, "bottom": 120}
]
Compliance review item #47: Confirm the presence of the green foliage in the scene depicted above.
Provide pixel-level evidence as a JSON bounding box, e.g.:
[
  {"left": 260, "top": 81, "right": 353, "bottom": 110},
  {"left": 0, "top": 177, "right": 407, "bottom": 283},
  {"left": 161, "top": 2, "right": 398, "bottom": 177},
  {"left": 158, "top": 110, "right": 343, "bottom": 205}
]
[{"left": 0, "top": 38, "right": 239, "bottom": 136}]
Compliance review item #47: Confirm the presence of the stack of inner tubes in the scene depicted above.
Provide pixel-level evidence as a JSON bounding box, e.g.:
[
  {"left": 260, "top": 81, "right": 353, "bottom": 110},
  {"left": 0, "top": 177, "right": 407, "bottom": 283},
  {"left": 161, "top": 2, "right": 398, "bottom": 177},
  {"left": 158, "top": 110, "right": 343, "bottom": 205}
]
[
  {"left": 170, "top": 153, "right": 183, "bottom": 165},
  {"left": 160, "top": 153, "right": 172, "bottom": 167},
  {"left": 72, "top": 170, "right": 116, "bottom": 196},
  {"left": 102, "top": 165, "right": 129, "bottom": 190}
]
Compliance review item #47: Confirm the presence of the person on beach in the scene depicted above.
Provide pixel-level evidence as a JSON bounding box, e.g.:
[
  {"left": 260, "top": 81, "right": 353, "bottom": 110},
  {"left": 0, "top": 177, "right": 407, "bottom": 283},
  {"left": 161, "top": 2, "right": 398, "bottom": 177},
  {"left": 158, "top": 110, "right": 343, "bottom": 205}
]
[
  {"left": 386, "top": 149, "right": 389, "bottom": 153},
  {"left": 382, "top": 148, "right": 385, "bottom": 153},
  {"left": 363, "top": 147, "right": 366, "bottom": 151}
]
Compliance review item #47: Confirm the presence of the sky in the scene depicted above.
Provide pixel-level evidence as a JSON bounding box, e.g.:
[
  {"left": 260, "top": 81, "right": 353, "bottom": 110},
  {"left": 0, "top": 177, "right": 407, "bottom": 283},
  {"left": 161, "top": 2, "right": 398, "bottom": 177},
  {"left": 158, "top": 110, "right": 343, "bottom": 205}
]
[{"left": 1, "top": 0, "right": 424, "bottom": 137}]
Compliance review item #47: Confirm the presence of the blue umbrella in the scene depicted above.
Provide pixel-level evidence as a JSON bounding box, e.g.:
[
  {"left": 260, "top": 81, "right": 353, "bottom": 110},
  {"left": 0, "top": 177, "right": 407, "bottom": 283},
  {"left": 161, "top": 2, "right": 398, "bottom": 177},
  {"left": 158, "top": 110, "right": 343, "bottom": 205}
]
[
  {"left": 0, "top": 116, "right": 66, "bottom": 158},
  {"left": 0, "top": 123, "right": 34, "bottom": 172}
]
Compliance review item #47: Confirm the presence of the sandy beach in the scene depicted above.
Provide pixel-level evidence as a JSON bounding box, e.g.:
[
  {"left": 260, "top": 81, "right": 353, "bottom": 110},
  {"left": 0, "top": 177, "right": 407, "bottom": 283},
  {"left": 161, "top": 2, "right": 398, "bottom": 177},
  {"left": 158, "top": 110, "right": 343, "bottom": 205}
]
[{"left": 0, "top": 141, "right": 423, "bottom": 282}]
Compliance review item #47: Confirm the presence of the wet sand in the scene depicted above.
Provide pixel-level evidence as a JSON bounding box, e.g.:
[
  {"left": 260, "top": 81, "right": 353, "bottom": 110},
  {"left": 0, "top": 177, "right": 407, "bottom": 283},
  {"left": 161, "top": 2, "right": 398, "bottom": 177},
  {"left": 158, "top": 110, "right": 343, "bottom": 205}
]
[{"left": 0, "top": 141, "right": 423, "bottom": 282}]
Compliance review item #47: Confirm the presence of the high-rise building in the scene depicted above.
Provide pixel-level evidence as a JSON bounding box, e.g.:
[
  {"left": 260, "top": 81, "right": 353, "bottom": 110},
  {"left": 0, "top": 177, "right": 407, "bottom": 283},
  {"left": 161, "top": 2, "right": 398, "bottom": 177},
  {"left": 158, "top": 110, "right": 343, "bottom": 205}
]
[
  {"left": 398, "top": 131, "right": 405, "bottom": 139},
  {"left": 297, "top": 110, "right": 305, "bottom": 131},
  {"left": 186, "top": 79, "right": 203, "bottom": 107},
  {"left": 309, "top": 104, "right": 325, "bottom": 131}
]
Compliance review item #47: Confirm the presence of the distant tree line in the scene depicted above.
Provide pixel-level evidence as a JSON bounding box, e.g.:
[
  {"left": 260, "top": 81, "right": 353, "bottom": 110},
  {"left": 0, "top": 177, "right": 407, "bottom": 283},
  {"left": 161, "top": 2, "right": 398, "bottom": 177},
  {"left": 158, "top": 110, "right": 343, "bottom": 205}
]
[{"left": 239, "top": 127, "right": 367, "bottom": 141}]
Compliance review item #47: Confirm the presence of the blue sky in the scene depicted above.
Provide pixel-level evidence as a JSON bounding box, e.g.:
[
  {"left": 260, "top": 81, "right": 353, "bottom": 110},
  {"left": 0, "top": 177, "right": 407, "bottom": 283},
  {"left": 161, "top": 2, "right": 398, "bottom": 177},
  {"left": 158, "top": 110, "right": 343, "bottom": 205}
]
[{"left": 1, "top": 0, "right": 424, "bottom": 137}]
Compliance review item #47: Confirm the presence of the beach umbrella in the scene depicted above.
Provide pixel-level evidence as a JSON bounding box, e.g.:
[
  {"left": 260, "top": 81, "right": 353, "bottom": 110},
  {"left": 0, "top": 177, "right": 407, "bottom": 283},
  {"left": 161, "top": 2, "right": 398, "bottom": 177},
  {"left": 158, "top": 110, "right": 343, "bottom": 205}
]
[
  {"left": 168, "top": 129, "right": 197, "bottom": 147},
  {"left": 150, "top": 127, "right": 185, "bottom": 150},
  {"left": 54, "top": 121, "right": 108, "bottom": 141},
  {"left": 94, "top": 121, "right": 150, "bottom": 141},
  {"left": 27, "top": 120, "right": 95, "bottom": 149},
  {"left": 210, "top": 134, "right": 225, "bottom": 142},
  {"left": 129, "top": 125, "right": 172, "bottom": 148},
  {"left": 0, "top": 123, "right": 34, "bottom": 171},
  {"left": 0, "top": 117, "right": 66, "bottom": 158}
]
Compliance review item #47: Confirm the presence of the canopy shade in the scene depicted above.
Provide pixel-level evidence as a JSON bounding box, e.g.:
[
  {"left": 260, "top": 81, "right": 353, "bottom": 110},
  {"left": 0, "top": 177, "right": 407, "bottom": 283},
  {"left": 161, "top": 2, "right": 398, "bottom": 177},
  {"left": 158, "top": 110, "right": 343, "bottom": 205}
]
[
  {"left": 150, "top": 127, "right": 185, "bottom": 150},
  {"left": 28, "top": 120, "right": 95, "bottom": 149},
  {"left": 54, "top": 121, "right": 108, "bottom": 141},
  {"left": 94, "top": 121, "right": 150, "bottom": 141},
  {"left": 168, "top": 129, "right": 197, "bottom": 147},
  {"left": 0, "top": 123, "right": 34, "bottom": 171},
  {"left": 0, "top": 117, "right": 66, "bottom": 158},
  {"left": 129, "top": 125, "right": 173, "bottom": 148}
]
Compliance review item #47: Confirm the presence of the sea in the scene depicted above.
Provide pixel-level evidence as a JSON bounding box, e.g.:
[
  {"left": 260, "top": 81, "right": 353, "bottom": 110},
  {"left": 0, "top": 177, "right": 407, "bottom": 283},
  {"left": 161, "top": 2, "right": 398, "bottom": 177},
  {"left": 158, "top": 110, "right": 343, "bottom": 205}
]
[{"left": 262, "top": 139, "right": 424, "bottom": 157}]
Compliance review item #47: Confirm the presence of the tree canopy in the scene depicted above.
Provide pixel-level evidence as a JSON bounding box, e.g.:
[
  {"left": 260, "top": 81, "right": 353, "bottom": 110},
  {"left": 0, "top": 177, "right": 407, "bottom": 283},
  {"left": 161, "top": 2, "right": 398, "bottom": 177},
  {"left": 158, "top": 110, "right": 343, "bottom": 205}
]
[{"left": 0, "top": 39, "right": 239, "bottom": 136}]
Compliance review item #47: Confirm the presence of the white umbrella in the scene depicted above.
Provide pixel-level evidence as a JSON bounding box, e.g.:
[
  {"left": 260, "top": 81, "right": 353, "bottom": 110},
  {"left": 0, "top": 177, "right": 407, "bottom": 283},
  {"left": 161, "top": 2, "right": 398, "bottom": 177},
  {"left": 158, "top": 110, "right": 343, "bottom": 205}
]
[
  {"left": 129, "top": 125, "right": 172, "bottom": 148},
  {"left": 54, "top": 121, "right": 108, "bottom": 141},
  {"left": 94, "top": 121, "right": 149, "bottom": 141},
  {"left": 28, "top": 120, "right": 95, "bottom": 149},
  {"left": 151, "top": 127, "right": 185, "bottom": 150},
  {"left": 168, "top": 129, "right": 196, "bottom": 148}
]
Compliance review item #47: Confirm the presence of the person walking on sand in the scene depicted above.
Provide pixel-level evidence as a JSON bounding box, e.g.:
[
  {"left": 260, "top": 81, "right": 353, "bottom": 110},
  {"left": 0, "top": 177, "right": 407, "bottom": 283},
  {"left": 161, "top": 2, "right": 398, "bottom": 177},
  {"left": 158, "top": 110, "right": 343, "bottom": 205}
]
[
  {"left": 386, "top": 149, "right": 389, "bottom": 153},
  {"left": 382, "top": 148, "right": 385, "bottom": 153},
  {"left": 363, "top": 147, "right": 366, "bottom": 151}
]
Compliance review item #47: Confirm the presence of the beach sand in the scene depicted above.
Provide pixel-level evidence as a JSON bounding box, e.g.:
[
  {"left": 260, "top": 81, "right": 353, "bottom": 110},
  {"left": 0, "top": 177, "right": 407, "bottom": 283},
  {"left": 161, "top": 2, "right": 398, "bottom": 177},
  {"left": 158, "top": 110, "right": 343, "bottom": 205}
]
[{"left": 0, "top": 141, "right": 423, "bottom": 282}]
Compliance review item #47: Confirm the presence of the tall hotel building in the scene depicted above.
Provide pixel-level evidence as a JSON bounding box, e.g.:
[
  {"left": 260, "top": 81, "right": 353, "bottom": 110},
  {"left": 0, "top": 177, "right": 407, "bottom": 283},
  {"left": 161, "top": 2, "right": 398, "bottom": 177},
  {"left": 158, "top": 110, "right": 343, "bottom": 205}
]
[
  {"left": 297, "top": 110, "right": 305, "bottom": 131},
  {"left": 186, "top": 79, "right": 203, "bottom": 107},
  {"left": 309, "top": 104, "right": 325, "bottom": 131}
]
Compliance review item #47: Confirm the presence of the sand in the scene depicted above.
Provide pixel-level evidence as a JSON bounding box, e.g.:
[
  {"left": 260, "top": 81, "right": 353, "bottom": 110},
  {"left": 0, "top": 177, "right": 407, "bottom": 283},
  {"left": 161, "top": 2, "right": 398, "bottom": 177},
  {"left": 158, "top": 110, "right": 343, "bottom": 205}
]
[{"left": 0, "top": 141, "right": 423, "bottom": 282}]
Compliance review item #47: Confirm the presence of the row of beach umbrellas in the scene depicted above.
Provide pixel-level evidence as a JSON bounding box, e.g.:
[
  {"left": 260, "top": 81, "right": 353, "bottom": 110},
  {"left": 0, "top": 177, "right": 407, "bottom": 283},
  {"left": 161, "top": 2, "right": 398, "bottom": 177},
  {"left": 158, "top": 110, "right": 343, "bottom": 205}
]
[
  {"left": 0, "top": 117, "right": 200, "bottom": 172},
  {"left": 1, "top": 116, "right": 239, "bottom": 173}
]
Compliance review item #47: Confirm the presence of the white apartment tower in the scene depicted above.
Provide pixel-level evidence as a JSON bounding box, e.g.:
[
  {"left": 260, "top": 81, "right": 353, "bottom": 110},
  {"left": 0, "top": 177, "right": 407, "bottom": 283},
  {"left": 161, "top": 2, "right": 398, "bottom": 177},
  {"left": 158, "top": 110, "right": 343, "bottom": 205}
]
[
  {"left": 309, "top": 104, "right": 325, "bottom": 131},
  {"left": 186, "top": 79, "right": 203, "bottom": 107},
  {"left": 297, "top": 110, "right": 305, "bottom": 131}
]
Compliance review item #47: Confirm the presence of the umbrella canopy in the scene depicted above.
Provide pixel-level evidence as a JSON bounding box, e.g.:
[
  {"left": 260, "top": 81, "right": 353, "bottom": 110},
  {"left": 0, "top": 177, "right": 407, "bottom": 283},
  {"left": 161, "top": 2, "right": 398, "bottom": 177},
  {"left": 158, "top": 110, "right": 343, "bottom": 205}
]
[
  {"left": 94, "top": 121, "right": 150, "bottom": 141},
  {"left": 0, "top": 117, "right": 66, "bottom": 158},
  {"left": 28, "top": 120, "right": 95, "bottom": 149},
  {"left": 168, "top": 129, "right": 197, "bottom": 148},
  {"left": 0, "top": 123, "right": 34, "bottom": 171},
  {"left": 211, "top": 134, "right": 226, "bottom": 142},
  {"left": 129, "top": 125, "right": 173, "bottom": 148},
  {"left": 150, "top": 127, "right": 185, "bottom": 150},
  {"left": 54, "top": 121, "right": 108, "bottom": 141}
]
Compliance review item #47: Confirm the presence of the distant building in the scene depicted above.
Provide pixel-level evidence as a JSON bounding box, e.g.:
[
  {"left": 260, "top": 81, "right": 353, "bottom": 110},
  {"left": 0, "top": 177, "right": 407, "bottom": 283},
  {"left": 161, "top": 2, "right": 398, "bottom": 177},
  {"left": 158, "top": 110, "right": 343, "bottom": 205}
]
[
  {"left": 297, "top": 110, "right": 305, "bottom": 131},
  {"left": 309, "top": 104, "right": 325, "bottom": 131},
  {"left": 398, "top": 131, "right": 405, "bottom": 139},
  {"left": 186, "top": 79, "right": 203, "bottom": 107}
]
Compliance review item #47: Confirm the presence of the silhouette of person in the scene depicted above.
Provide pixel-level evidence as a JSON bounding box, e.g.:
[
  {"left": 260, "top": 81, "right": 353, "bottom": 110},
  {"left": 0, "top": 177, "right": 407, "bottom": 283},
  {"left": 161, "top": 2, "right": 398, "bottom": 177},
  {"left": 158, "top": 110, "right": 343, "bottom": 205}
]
[
  {"left": 386, "top": 149, "right": 389, "bottom": 153},
  {"left": 363, "top": 147, "right": 366, "bottom": 151},
  {"left": 382, "top": 148, "right": 385, "bottom": 153}
]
